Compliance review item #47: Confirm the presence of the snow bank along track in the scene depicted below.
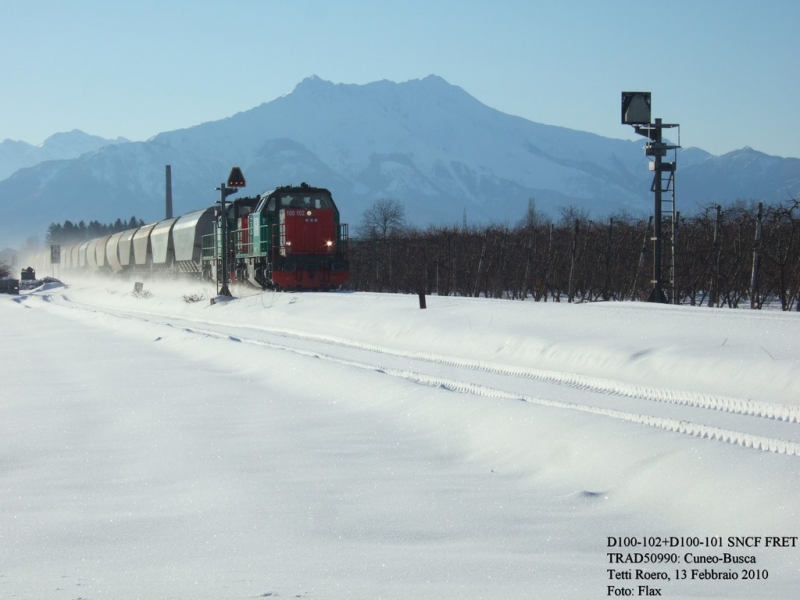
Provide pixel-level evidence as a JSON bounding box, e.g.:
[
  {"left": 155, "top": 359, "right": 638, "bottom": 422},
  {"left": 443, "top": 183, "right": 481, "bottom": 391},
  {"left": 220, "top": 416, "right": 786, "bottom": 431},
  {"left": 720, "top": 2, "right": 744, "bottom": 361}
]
[{"left": 44, "top": 293, "right": 800, "bottom": 457}]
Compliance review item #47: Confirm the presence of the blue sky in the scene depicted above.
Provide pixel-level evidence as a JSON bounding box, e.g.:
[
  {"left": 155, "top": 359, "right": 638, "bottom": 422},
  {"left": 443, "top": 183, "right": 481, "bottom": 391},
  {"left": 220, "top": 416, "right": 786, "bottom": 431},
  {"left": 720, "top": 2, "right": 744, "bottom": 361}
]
[{"left": 2, "top": 0, "right": 798, "bottom": 158}]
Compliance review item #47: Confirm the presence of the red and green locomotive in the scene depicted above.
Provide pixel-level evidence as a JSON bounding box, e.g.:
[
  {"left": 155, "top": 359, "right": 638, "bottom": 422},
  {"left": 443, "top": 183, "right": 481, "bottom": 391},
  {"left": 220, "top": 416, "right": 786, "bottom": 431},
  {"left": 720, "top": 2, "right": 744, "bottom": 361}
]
[{"left": 202, "top": 183, "right": 350, "bottom": 290}]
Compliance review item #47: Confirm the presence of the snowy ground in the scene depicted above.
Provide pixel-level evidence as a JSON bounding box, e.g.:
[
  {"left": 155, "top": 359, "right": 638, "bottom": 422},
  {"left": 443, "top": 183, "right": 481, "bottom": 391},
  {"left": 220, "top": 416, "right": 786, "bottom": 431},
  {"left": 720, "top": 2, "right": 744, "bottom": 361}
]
[{"left": 1, "top": 276, "right": 798, "bottom": 600}]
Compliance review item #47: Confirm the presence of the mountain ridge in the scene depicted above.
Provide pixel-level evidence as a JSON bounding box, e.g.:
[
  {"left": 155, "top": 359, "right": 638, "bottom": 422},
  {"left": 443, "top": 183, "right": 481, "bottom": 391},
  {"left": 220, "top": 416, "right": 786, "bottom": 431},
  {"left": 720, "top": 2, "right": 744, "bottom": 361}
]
[
  {"left": 0, "top": 76, "right": 798, "bottom": 247},
  {"left": 0, "top": 129, "right": 129, "bottom": 181}
]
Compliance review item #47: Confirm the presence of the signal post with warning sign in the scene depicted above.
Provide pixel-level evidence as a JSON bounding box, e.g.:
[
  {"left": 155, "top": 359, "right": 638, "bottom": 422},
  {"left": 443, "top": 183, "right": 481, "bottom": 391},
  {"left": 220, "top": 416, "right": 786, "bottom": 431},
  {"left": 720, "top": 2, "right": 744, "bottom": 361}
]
[
  {"left": 215, "top": 167, "right": 246, "bottom": 297},
  {"left": 621, "top": 92, "right": 681, "bottom": 304}
]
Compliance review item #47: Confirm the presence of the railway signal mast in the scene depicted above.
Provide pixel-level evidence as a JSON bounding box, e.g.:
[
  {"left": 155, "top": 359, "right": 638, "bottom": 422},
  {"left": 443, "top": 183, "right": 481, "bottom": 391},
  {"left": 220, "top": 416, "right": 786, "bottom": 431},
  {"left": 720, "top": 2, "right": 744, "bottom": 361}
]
[
  {"left": 215, "top": 167, "right": 246, "bottom": 297},
  {"left": 621, "top": 92, "right": 681, "bottom": 303}
]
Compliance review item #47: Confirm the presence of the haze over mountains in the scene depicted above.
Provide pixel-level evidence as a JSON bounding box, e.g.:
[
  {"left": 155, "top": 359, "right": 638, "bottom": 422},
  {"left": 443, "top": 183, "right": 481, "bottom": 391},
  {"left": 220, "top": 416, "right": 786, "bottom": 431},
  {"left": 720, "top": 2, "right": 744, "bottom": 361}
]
[
  {"left": 0, "top": 130, "right": 128, "bottom": 181},
  {"left": 1, "top": 75, "right": 798, "bottom": 247}
]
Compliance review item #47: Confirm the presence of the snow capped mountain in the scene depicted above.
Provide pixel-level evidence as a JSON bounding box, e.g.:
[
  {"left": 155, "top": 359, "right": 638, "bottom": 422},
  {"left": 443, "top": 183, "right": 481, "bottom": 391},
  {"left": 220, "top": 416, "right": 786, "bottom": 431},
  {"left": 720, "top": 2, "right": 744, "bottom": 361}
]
[
  {"left": 0, "top": 76, "right": 798, "bottom": 246},
  {"left": 0, "top": 129, "right": 129, "bottom": 181},
  {"left": 158, "top": 74, "right": 653, "bottom": 219},
  {"left": 680, "top": 147, "right": 800, "bottom": 210}
]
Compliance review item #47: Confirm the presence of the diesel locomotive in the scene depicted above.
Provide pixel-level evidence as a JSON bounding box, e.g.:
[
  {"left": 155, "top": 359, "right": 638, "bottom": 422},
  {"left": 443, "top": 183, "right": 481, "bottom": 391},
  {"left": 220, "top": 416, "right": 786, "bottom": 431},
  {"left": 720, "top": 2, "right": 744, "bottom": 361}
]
[{"left": 27, "top": 183, "right": 350, "bottom": 291}]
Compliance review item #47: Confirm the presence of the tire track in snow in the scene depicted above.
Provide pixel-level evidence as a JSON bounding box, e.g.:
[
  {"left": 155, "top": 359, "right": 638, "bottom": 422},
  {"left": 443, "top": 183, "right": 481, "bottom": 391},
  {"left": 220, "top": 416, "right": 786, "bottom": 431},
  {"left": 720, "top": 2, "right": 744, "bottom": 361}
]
[
  {"left": 188, "top": 324, "right": 800, "bottom": 456},
  {"left": 253, "top": 327, "right": 800, "bottom": 424},
  {"left": 159, "top": 317, "right": 798, "bottom": 425},
  {"left": 46, "top": 294, "right": 800, "bottom": 456},
  {"left": 76, "top": 298, "right": 800, "bottom": 424},
  {"left": 144, "top": 319, "right": 800, "bottom": 457}
]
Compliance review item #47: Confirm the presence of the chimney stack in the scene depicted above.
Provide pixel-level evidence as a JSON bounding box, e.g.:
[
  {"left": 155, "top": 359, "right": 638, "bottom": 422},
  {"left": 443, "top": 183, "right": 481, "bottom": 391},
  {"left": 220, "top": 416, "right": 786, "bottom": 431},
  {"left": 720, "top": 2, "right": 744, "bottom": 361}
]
[{"left": 165, "top": 165, "right": 173, "bottom": 219}]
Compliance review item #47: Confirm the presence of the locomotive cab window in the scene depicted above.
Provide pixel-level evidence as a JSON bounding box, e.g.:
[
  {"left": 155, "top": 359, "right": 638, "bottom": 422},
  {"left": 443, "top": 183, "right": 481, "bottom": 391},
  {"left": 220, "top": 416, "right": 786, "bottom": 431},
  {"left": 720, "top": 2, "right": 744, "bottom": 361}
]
[
  {"left": 275, "top": 193, "right": 334, "bottom": 210},
  {"left": 312, "top": 195, "right": 334, "bottom": 209}
]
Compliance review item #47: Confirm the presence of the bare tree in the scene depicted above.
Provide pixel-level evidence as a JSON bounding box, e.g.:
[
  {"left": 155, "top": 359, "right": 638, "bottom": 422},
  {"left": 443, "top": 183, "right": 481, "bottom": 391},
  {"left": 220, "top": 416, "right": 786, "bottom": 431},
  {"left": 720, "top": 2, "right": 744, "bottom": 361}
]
[
  {"left": 357, "top": 198, "right": 407, "bottom": 240},
  {"left": 517, "top": 196, "right": 540, "bottom": 229}
]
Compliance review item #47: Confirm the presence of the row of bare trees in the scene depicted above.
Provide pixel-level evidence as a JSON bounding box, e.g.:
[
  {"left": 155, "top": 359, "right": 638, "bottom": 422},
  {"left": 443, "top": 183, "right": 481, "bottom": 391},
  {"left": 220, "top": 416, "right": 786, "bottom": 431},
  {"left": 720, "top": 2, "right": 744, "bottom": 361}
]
[
  {"left": 345, "top": 199, "right": 800, "bottom": 310},
  {"left": 46, "top": 216, "right": 146, "bottom": 246}
]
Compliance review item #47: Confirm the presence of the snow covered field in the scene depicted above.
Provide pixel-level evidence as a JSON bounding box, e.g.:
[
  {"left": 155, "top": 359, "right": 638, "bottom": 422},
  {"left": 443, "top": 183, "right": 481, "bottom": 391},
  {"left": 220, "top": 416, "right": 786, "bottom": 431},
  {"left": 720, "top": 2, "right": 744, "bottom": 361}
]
[{"left": 1, "top": 277, "right": 798, "bottom": 600}]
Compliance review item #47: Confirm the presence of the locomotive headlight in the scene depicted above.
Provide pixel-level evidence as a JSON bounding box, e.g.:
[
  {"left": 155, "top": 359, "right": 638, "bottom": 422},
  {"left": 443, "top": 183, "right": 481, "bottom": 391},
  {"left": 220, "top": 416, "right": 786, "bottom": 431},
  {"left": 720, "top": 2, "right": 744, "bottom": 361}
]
[
  {"left": 326, "top": 240, "right": 333, "bottom": 247},
  {"left": 286, "top": 241, "right": 292, "bottom": 246}
]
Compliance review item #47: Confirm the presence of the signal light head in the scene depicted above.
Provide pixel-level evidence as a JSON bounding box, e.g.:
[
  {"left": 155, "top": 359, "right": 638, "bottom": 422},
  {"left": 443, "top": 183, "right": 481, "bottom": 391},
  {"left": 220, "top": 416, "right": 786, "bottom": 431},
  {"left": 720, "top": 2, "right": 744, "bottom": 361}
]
[{"left": 227, "top": 166, "right": 246, "bottom": 188}]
